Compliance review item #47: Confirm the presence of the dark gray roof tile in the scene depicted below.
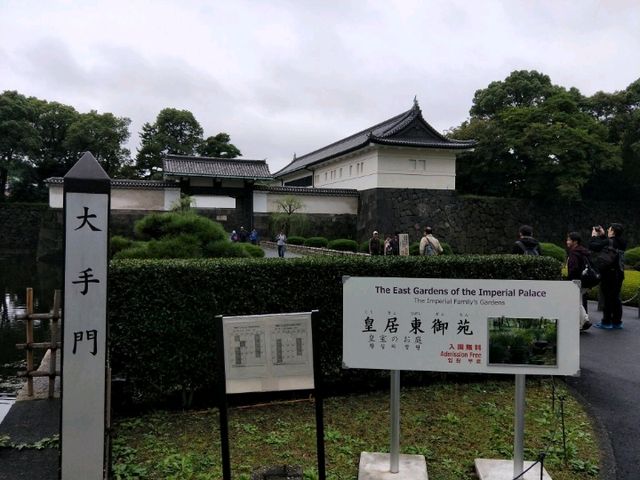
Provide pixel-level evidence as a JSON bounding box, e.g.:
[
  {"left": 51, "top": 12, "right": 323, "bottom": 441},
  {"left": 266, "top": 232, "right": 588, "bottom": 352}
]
[
  {"left": 275, "top": 101, "right": 475, "bottom": 177},
  {"left": 163, "top": 155, "right": 272, "bottom": 179}
]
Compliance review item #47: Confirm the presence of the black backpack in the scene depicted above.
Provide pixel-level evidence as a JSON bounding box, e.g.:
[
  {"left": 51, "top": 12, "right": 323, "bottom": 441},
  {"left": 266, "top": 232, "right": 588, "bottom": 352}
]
[
  {"left": 515, "top": 240, "right": 539, "bottom": 256},
  {"left": 591, "top": 241, "right": 621, "bottom": 273}
]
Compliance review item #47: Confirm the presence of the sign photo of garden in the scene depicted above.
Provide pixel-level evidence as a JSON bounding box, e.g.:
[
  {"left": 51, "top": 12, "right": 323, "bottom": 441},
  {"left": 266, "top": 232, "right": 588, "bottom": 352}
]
[{"left": 488, "top": 317, "right": 558, "bottom": 367}]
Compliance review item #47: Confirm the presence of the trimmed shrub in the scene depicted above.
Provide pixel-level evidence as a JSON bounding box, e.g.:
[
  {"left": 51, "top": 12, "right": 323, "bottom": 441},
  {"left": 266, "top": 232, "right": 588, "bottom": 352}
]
[
  {"left": 204, "top": 240, "right": 250, "bottom": 258},
  {"left": 110, "top": 235, "right": 134, "bottom": 257},
  {"left": 441, "top": 242, "right": 453, "bottom": 255},
  {"left": 109, "top": 255, "right": 561, "bottom": 406},
  {"left": 242, "top": 243, "right": 265, "bottom": 258},
  {"left": 359, "top": 240, "right": 370, "bottom": 253},
  {"left": 587, "top": 270, "right": 640, "bottom": 306},
  {"left": 134, "top": 211, "right": 226, "bottom": 243},
  {"left": 287, "top": 236, "right": 306, "bottom": 246},
  {"left": 625, "top": 246, "right": 640, "bottom": 267},
  {"left": 327, "top": 239, "right": 358, "bottom": 252},
  {"left": 145, "top": 234, "right": 202, "bottom": 259},
  {"left": 409, "top": 242, "right": 420, "bottom": 255},
  {"left": 540, "top": 242, "right": 566, "bottom": 263},
  {"left": 304, "top": 236, "right": 329, "bottom": 248}
]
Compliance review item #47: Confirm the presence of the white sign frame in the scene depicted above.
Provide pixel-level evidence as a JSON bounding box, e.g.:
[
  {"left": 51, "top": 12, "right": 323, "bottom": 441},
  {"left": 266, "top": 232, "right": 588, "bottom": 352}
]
[
  {"left": 343, "top": 277, "right": 580, "bottom": 376},
  {"left": 221, "top": 312, "right": 315, "bottom": 394}
]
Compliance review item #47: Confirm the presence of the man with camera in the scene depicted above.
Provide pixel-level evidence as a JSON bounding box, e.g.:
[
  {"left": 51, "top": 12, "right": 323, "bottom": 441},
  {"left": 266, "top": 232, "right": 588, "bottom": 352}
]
[{"left": 589, "top": 224, "right": 627, "bottom": 329}]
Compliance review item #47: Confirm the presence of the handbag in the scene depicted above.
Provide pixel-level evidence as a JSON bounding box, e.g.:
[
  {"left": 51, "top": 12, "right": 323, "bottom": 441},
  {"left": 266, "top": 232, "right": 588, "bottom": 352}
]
[{"left": 581, "top": 257, "right": 601, "bottom": 288}]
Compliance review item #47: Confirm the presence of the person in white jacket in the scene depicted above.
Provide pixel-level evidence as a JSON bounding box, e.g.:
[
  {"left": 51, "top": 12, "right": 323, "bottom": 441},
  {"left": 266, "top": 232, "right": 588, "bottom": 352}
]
[{"left": 419, "top": 227, "right": 443, "bottom": 256}]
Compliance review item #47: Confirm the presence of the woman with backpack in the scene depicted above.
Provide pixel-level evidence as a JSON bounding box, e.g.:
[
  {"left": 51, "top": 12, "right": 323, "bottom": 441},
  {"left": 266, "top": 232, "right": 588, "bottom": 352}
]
[
  {"left": 589, "top": 223, "right": 627, "bottom": 329},
  {"left": 566, "top": 232, "right": 592, "bottom": 330}
]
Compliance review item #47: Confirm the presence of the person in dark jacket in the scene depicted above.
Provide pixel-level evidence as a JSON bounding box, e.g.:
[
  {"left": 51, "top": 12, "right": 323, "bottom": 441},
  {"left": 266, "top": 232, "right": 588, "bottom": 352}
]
[
  {"left": 566, "top": 232, "right": 591, "bottom": 329},
  {"left": 589, "top": 223, "right": 627, "bottom": 329},
  {"left": 512, "top": 225, "right": 541, "bottom": 255},
  {"left": 369, "top": 231, "right": 382, "bottom": 255}
]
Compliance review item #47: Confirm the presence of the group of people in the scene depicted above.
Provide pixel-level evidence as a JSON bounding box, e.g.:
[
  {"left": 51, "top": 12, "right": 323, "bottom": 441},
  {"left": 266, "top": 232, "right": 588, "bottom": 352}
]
[
  {"left": 368, "top": 227, "right": 444, "bottom": 256},
  {"left": 512, "top": 223, "right": 627, "bottom": 331},
  {"left": 230, "top": 226, "right": 259, "bottom": 244}
]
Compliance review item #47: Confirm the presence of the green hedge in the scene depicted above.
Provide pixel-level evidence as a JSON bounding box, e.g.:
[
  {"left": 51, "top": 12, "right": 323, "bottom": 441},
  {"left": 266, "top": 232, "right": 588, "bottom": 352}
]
[
  {"left": 327, "top": 239, "right": 358, "bottom": 252},
  {"left": 540, "top": 242, "right": 566, "bottom": 262},
  {"left": 303, "top": 236, "right": 329, "bottom": 248},
  {"left": 625, "top": 246, "right": 640, "bottom": 266},
  {"left": 109, "top": 255, "right": 561, "bottom": 406},
  {"left": 287, "top": 236, "right": 306, "bottom": 245}
]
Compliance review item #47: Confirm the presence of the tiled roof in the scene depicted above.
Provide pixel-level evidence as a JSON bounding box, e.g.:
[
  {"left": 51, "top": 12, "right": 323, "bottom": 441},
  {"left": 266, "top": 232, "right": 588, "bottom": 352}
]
[
  {"left": 45, "top": 177, "right": 177, "bottom": 189},
  {"left": 163, "top": 155, "right": 272, "bottom": 179},
  {"left": 274, "top": 101, "right": 476, "bottom": 177},
  {"left": 254, "top": 185, "right": 359, "bottom": 197}
]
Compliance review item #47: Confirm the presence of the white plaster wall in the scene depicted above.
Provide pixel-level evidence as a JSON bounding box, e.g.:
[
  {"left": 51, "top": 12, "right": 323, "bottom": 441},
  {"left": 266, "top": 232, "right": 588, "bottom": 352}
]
[
  {"left": 253, "top": 192, "right": 269, "bottom": 213},
  {"left": 192, "top": 195, "right": 236, "bottom": 209},
  {"left": 49, "top": 185, "right": 181, "bottom": 211},
  {"left": 266, "top": 193, "right": 357, "bottom": 214},
  {"left": 312, "top": 150, "right": 378, "bottom": 190},
  {"left": 49, "top": 185, "right": 63, "bottom": 208},
  {"left": 164, "top": 189, "right": 181, "bottom": 210},
  {"left": 111, "top": 189, "right": 166, "bottom": 210},
  {"left": 377, "top": 148, "right": 456, "bottom": 189}
]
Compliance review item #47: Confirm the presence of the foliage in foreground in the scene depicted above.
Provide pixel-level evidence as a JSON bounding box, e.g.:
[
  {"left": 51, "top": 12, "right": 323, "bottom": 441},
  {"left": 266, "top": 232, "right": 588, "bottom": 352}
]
[
  {"left": 109, "top": 255, "right": 561, "bottom": 407},
  {"left": 112, "top": 379, "right": 599, "bottom": 480}
]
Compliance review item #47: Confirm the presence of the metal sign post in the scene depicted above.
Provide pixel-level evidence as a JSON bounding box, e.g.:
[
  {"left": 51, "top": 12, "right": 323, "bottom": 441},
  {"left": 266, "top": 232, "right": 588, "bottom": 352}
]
[
  {"left": 60, "top": 152, "right": 110, "bottom": 480},
  {"left": 390, "top": 370, "right": 400, "bottom": 473},
  {"left": 513, "top": 374, "right": 526, "bottom": 478}
]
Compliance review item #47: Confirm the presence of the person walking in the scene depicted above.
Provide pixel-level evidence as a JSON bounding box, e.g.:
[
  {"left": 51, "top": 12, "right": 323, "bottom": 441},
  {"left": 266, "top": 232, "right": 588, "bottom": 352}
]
[
  {"left": 566, "top": 231, "right": 592, "bottom": 330},
  {"left": 512, "top": 225, "right": 541, "bottom": 255},
  {"left": 419, "top": 226, "right": 443, "bottom": 256},
  {"left": 369, "top": 231, "right": 382, "bottom": 255},
  {"left": 589, "top": 223, "right": 627, "bottom": 329},
  {"left": 276, "top": 230, "right": 287, "bottom": 258}
]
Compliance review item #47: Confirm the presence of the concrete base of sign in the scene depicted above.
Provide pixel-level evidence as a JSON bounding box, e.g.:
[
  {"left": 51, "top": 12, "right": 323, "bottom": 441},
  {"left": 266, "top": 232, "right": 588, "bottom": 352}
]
[
  {"left": 358, "top": 452, "right": 428, "bottom": 480},
  {"left": 475, "top": 459, "right": 552, "bottom": 480}
]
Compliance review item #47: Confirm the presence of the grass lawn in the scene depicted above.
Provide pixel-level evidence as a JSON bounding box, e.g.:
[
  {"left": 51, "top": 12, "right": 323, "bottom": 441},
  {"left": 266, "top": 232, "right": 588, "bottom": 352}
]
[{"left": 112, "top": 378, "right": 600, "bottom": 479}]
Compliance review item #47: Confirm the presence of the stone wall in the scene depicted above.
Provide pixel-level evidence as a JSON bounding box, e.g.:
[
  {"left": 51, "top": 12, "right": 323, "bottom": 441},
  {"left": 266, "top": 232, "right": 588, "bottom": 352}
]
[
  {"left": 357, "top": 189, "right": 640, "bottom": 253},
  {"left": 0, "top": 204, "right": 48, "bottom": 254}
]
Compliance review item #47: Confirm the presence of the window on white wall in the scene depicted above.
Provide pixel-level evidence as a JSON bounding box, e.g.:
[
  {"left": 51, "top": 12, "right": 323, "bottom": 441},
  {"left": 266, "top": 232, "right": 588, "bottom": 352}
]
[
  {"left": 324, "top": 172, "right": 327, "bottom": 181},
  {"left": 349, "top": 165, "right": 353, "bottom": 176},
  {"left": 418, "top": 159, "right": 426, "bottom": 170},
  {"left": 409, "top": 159, "right": 416, "bottom": 170},
  {"left": 339, "top": 167, "right": 343, "bottom": 178}
]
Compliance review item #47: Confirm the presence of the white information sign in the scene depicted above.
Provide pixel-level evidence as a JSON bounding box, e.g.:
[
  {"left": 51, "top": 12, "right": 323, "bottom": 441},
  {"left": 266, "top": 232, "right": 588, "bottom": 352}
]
[
  {"left": 62, "top": 192, "right": 108, "bottom": 479},
  {"left": 222, "top": 312, "right": 314, "bottom": 394},
  {"left": 343, "top": 277, "right": 580, "bottom": 376}
]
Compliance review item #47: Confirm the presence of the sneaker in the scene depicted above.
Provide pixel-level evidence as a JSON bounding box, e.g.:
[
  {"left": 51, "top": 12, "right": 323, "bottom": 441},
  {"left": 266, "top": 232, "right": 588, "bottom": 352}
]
[
  {"left": 594, "top": 323, "right": 613, "bottom": 330},
  {"left": 580, "top": 320, "right": 592, "bottom": 331},
  {"left": 612, "top": 323, "right": 624, "bottom": 330}
]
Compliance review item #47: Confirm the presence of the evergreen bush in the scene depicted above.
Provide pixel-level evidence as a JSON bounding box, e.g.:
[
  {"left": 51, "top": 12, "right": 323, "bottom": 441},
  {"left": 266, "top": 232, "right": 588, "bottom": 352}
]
[
  {"left": 625, "top": 246, "right": 640, "bottom": 266},
  {"left": 359, "top": 240, "right": 370, "bottom": 253},
  {"left": 304, "top": 237, "right": 329, "bottom": 248},
  {"left": 287, "top": 236, "right": 306, "bottom": 245},
  {"left": 327, "top": 239, "right": 358, "bottom": 252},
  {"left": 242, "top": 243, "right": 265, "bottom": 258},
  {"left": 109, "top": 255, "right": 561, "bottom": 406},
  {"left": 540, "top": 242, "right": 566, "bottom": 262},
  {"left": 110, "top": 235, "right": 134, "bottom": 257}
]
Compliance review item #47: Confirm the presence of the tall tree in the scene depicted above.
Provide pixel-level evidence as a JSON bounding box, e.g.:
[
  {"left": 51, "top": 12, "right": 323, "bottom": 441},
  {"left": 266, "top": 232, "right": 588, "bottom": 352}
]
[
  {"left": 581, "top": 79, "right": 640, "bottom": 200},
  {"left": 0, "top": 91, "right": 40, "bottom": 201},
  {"left": 136, "top": 108, "right": 204, "bottom": 177},
  {"left": 64, "top": 110, "right": 132, "bottom": 178},
  {"left": 450, "top": 71, "right": 621, "bottom": 201},
  {"left": 197, "top": 132, "right": 241, "bottom": 158}
]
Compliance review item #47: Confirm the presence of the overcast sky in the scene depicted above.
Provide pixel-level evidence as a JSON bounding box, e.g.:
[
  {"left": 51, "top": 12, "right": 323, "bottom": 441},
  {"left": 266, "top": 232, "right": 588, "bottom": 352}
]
[{"left": 1, "top": 0, "right": 639, "bottom": 173}]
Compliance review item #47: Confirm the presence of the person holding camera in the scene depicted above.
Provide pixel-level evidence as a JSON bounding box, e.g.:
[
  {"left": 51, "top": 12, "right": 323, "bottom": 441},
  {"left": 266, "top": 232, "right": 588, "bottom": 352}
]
[{"left": 589, "top": 224, "right": 627, "bottom": 329}]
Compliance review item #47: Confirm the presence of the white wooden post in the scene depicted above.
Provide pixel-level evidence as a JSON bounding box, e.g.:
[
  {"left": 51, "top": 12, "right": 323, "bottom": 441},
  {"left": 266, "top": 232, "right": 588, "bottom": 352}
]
[{"left": 61, "top": 152, "right": 110, "bottom": 480}]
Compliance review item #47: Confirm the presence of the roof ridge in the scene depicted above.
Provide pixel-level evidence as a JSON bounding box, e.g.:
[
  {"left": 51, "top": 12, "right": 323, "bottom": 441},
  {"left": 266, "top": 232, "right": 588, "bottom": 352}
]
[{"left": 164, "top": 154, "right": 266, "bottom": 163}]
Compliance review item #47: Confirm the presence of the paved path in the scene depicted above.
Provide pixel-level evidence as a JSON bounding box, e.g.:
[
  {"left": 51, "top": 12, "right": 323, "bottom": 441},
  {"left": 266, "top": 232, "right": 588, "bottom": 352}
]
[{"left": 566, "top": 302, "right": 640, "bottom": 480}]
